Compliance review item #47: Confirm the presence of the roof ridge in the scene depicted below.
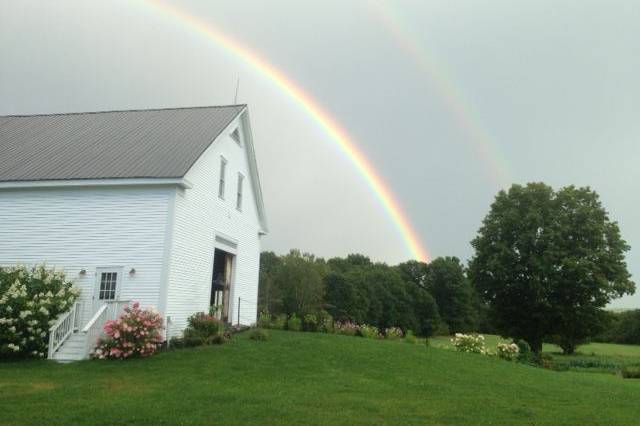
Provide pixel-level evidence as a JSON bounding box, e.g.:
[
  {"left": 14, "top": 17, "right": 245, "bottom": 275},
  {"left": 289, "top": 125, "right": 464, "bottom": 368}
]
[{"left": 0, "top": 104, "right": 247, "bottom": 118}]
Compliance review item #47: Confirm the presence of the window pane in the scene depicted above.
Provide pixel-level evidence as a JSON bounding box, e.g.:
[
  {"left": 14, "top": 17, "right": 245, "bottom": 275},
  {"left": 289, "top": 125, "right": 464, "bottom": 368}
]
[
  {"left": 219, "top": 158, "right": 226, "bottom": 198},
  {"left": 236, "top": 174, "right": 243, "bottom": 210},
  {"left": 99, "top": 272, "right": 117, "bottom": 300}
]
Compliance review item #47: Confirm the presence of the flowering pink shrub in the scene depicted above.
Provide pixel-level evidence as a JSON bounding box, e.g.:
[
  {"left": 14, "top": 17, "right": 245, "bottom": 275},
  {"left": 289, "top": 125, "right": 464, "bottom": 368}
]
[
  {"left": 334, "top": 321, "right": 359, "bottom": 336},
  {"left": 94, "top": 302, "right": 164, "bottom": 359}
]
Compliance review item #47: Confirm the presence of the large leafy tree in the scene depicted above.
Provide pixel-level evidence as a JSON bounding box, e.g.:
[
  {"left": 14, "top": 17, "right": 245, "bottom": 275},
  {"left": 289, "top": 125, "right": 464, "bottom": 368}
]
[
  {"left": 425, "top": 257, "right": 478, "bottom": 334},
  {"left": 259, "top": 250, "right": 328, "bottom": 316},
  {"left": 258, "top": 251, "right": 283, "bottom": 314},
  {"left": 469, "top": 183, "right": 635, "bottom": 353}
]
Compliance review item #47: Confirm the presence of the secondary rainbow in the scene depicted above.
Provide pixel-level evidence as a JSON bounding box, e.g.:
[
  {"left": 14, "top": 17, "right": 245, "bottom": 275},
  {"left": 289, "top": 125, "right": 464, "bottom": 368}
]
[
  {"left": 370, "top": 1, "right": 511, "bottom": 188},
  {"left": 139, "top": 0, "right": 431, "bottom": 262}
]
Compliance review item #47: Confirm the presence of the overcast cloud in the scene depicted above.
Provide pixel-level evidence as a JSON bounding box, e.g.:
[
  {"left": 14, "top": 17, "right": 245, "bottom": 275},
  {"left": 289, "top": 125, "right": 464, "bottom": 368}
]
[{"left": 1, "top": 0, "right": 638, "bottom": 307}]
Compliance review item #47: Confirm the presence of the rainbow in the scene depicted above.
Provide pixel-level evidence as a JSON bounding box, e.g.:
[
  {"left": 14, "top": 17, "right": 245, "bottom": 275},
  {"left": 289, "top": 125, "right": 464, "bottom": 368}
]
[
  {"left": 139, "top": 0, "right": 431, "bottom": 262},
  {"left": 370, "top": 1, "right": 511, "bottom": 188}
]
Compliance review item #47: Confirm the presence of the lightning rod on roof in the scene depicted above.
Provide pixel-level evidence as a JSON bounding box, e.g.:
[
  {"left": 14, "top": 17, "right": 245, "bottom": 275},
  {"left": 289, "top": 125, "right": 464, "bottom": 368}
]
[{"left": 233, "top": 77, "right": 240, "bottom": 104}]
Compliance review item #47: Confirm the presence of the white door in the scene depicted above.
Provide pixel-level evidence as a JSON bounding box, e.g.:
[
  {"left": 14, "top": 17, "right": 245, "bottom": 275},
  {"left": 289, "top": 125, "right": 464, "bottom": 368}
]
[{"left": 93, "top": 268, "right": 122, "bottom": 314}]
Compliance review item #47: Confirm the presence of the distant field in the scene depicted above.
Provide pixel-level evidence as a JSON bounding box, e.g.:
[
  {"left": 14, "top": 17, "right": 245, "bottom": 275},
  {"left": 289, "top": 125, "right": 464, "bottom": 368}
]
[
  {"left": 431, "top": 334, "right": 640, "bottom": 374},
  {"left": 2, "top": 330, "right": 640, "bottom": 425}
]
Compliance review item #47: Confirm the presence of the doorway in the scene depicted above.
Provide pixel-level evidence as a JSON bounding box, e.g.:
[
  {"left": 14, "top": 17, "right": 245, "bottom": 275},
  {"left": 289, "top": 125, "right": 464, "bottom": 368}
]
[{"left": 210, "top": 249, "right": 234, "bottom": 323}]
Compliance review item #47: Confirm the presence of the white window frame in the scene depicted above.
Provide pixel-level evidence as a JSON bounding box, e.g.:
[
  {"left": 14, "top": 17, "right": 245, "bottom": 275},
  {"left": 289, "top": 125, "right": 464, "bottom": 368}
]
[
  {"left": 94, "top": 267, "right": 123, "bottom": 303},
  {"left": 219, "top": 156, "right": 227, "bottom": 199},
  {"left": 236, "top": 173, "right": 244, "bottom": 211}
]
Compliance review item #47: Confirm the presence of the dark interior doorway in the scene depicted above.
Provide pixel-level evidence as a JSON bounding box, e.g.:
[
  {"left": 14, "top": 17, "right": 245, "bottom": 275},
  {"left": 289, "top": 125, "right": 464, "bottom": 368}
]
[{"left": 210, "top": 248, "right": 233, "bottom": 323}]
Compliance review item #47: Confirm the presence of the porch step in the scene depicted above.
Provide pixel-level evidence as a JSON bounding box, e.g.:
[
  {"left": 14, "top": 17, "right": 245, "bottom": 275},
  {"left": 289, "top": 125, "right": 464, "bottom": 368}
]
[{"left": 51, "top": 333, "right": 87, "bottom": 362}]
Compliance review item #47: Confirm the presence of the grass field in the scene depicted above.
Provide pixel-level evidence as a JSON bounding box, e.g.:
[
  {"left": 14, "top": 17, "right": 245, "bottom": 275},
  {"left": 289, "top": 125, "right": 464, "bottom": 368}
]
[{"left": 2, "top": 330, "right": 640, "bottom": 425}]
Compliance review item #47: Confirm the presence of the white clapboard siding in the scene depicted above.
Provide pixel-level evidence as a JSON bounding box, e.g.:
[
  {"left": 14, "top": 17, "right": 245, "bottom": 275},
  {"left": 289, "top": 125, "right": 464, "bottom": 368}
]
[
  {"left": 0, "top": 187, "right": 172, "bottom": 325},
  {"left": 166, "top": 112, "right": 262, "bottom": 335}
]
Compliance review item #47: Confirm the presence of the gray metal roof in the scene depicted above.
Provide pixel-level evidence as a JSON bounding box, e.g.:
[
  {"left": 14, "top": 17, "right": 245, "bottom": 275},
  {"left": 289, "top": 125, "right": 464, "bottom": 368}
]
[{"left": 0, "top": 105, "right": 245, "bottom": 182}]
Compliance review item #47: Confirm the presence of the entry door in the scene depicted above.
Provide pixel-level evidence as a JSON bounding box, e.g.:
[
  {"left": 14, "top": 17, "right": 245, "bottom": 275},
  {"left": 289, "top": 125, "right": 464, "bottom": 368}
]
[
  {"left": 93, "top": 268, "right": 122, "bottom": 314},
  {"left": 222, "top": 255, "right": 233, "bottom": 322}
]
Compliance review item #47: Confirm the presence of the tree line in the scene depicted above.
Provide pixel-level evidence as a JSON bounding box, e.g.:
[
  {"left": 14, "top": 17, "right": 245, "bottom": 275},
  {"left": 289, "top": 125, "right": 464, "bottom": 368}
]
[
  {"left": 259, "top": 251, "right": 486, "bottom": 338},
  {"left": 258, "top": 183, "right": 636, "bottom": 354}
]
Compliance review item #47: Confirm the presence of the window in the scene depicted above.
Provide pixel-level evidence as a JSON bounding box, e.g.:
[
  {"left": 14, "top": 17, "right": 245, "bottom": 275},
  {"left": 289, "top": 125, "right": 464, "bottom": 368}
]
[
  {"left": 231, "top": 128, "right": 241, "bottom": 146},
  {"left": 219, "top": 156, "right": 227, "bottom": 199},
  {"left": 236, "top": 173, "right": 244, "bottom": 211},
  {"left": 99, "top": 272, "right": 118, "bottom": 301}
]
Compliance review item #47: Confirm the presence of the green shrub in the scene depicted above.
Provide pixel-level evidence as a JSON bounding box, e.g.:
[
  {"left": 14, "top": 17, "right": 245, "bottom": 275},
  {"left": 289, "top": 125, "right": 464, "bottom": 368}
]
[
  {"left": 303, "top": 313, "right": 318, "bottom": 332},
  {"left": 434, "top": 322, "right": 450, "bottom": 336},
  {"left": 287, "top": 314, "right": 302, "bottom": 331},
  {"left": 271, "top": 314, "right": 287, "bottom": 330},
  {"left": 404, "top": 330, "right": 417, "bottom": 344},
  {"left": 249, "top": 328, "right": 270, "bottom": 341},
  {"left": 0, "top": 264, "right": 81, "bottom": 359},
  {"left": 385, "top": 327, "right": 404, "bottom": 340},
  {"left": 515, "top": 339, "right": 531, "bottom": 355},
  {"left": 258, "top": 312, "right": 272, "bottom": 329},
  {"left": 621, "top": 366, "right": 640, "bottom": 379},
  {"left": 182, "top": 312, "right": 225, "bottom": 346},
  {"left": 169, "top": 337, "right": 186, "bottom": 349},
  {"left": 317, "top": 310, "right": 334, "bottom": 333},
  {"left": 358, "top": 324, "right": 380, "bottom": 339}
]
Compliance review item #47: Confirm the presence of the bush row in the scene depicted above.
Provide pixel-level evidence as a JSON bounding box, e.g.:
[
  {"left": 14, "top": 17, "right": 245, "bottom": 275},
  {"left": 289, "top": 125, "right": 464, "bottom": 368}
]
[
  {"left": 170, "top": 311, "right": 231, "bottom": 349},
  {"left": 257, "top": 311, "right": 421, "bottom": 342}
]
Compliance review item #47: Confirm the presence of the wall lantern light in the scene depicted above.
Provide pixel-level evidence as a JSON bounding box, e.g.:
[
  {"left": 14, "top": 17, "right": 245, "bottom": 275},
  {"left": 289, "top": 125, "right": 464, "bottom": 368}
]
[
  {"left": 79, "top": 269, "right": 86, "bottom": 276},
  {"left": 129, "top": 268, "right": 136, "bottom": 275}
]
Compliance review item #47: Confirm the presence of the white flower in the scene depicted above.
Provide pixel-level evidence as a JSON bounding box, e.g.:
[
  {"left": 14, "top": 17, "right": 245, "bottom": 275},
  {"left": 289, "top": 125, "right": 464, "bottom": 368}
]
[{"left": 19, "top": 310, "right": 32, "bottom": 319}]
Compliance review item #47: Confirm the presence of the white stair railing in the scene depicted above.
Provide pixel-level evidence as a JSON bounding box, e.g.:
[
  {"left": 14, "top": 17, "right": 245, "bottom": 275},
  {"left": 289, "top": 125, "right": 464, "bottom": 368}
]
[
  {"left": 81, "top": 300, "right": 131, "bottom": 358},
  {"left": 47, "top": 302, "right": 81, "bottom": 359}
]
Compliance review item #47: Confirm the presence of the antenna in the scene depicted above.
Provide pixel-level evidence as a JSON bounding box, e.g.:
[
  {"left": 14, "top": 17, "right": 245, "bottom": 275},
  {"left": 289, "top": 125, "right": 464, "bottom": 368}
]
[{"left": 233, "top": 77, "right": 240, "bottom": 104}]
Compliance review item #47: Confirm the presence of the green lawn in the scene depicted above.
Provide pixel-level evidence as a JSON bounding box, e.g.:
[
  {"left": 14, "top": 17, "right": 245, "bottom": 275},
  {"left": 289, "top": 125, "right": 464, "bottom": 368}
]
[{"left": 2, "top": 330, "right": 640, "bottom": 425}]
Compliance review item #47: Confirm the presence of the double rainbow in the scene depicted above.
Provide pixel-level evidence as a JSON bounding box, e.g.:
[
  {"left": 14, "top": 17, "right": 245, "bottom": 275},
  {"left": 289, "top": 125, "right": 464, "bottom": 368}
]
[
  {"left": 139, "top": 0, "right": 431, "bottom": 262},
  {"left": 370, "top": 1, "right": 511, "bottom": 188}
]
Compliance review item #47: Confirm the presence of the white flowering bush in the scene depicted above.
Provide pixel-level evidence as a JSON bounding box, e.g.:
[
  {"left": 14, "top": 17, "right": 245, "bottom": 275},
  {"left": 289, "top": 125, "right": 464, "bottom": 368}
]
[
  {"left": 496, "top": 342, "right": 520, "bottom": 360},
  {"left": 0, "top": 264, "right": 80, "bottom": 359},
  {"left": 451, "top": 333, "right": 489, "bottom": 355}
]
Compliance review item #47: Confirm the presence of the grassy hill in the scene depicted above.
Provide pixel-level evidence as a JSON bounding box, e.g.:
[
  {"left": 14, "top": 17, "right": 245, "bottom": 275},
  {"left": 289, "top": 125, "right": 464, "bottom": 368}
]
[{"left": 2, "top": 330, "right": 640, "bottom": 425}]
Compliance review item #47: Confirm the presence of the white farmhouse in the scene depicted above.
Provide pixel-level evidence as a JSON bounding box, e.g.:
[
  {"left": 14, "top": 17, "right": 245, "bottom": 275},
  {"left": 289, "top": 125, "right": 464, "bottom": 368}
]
[{"left": 0, "top": 105, "right": 267, "bottom": 361}]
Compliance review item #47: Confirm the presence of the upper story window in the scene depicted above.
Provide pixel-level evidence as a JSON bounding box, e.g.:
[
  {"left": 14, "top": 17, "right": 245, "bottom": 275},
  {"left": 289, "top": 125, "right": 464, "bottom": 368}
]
[
  {"left": 236, "top": 173, "right": 244, "bottom": 211},
  {"left": 218, "top": 156, "right": 227, "bottom": 199},
  {"left": 231, "top": 128, "right": 241, "bottom": 146}
]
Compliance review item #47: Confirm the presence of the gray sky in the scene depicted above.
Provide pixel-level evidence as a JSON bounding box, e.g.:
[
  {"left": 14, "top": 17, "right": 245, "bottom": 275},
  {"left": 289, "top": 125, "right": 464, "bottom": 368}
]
[{"left": 1, "top": 0, "right": 639, "bottom": 307}]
